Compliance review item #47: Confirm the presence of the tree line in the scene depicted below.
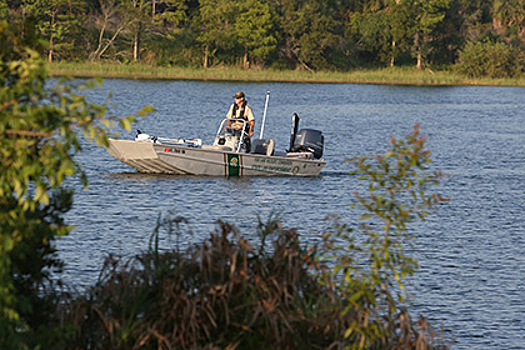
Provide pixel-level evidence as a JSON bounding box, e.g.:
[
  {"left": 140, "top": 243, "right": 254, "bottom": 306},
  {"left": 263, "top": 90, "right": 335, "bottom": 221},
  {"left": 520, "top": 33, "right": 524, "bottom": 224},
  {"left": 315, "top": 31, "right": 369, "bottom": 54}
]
[{"left": 2, "top": 0, "right": 524, "bottom": 71}]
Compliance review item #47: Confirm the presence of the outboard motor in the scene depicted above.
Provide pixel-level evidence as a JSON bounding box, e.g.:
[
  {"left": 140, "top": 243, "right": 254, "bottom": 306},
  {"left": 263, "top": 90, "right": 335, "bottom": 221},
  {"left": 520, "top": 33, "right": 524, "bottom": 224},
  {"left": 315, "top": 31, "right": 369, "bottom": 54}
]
[
  {"left": 288, "top": 114, "right": 324, "bottom": 159},
  {"left": 292, "top": 129, "right": 324, "bottom": 159}
]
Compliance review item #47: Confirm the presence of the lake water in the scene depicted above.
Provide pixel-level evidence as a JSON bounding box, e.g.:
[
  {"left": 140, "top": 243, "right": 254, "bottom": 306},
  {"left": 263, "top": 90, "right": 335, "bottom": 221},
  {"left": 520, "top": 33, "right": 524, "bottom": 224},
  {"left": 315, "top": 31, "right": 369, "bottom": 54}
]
[{"left": 58, "top": 79, "right": 525, "bottom": 349}]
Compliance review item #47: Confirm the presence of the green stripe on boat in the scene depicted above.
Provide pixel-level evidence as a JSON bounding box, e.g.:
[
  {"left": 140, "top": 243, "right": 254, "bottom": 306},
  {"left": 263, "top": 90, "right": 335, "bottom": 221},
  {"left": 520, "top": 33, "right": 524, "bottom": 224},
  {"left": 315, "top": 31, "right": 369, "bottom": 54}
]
[{"left": 227, "top": 154, "right": 240, "bottom": 176}]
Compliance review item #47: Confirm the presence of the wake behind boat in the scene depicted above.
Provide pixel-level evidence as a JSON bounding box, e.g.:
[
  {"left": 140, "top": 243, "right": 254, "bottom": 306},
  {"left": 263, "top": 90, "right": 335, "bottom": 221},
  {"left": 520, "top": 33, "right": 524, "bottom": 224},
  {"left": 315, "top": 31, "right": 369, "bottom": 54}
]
[{"left": 106, "top": 92, "right": 326, "bottom": 177}]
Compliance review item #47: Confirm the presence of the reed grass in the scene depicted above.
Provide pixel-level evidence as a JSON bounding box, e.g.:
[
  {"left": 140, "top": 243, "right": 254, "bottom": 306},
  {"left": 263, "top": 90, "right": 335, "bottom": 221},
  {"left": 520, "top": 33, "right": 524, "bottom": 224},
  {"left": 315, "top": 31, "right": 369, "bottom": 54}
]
[
  {"left": 62, "top": 214, "right": 446, "bottom": 349},
  {"left": 47, "top": 61, "right": 525, "bottom": 86}
]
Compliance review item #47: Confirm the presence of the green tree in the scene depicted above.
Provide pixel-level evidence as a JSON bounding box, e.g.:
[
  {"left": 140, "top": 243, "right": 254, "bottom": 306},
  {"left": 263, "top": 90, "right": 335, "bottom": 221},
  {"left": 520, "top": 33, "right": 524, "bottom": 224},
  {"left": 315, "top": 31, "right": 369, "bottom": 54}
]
[
  {"left": 146, "top": 0, "right": 188, "bottom": 64},
  {"left": 271, "top": 0, "right": 338, "bottom": 71},
  {"left": 493, "top": 0, "right": 525, "bottom": 45},
  {"left": 349, "top": 0, "right": 411, "bottom": 67},
  {"left": 426, "top": 0, "right": 465, "bottom": 65},
  {"left": 234, "top": 0, "right": 276, "bottom": 68},
  {"left": 88, "top": 0, "right": 130, "bottom": 61},
  {"left": 406, "top": 0, "right": 451, "bottom": 69},
  {"left": 153, "top": 0, "right": 187, "bottom": 31},
  {"left": 456, "top": 0, "right": 494, "bottom": 42},
  {"left": 0, "top": 19, "right": 151, "bottom": 348},
  {"left": 124, "top": 0, "right": 151, "bottom": 61},
  {"left": 196, "top": 0, "right": 236, "bottom": 68},
  {"left": 88, "top": 0, "right": 157, "bottom": 62},
  {"left": 387, "top": 1, "right": 411, "bottom": 67},
  {"left": 22, "top": 0, "right": 85, "bottom": 62}
]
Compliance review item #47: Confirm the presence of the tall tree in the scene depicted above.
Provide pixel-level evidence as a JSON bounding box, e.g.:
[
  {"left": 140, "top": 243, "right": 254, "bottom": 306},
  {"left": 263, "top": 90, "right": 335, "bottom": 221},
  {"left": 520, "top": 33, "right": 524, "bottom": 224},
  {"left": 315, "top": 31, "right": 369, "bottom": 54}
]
[
  {"left": 88, "top": 0, "right": 130, "bottom": 61},
  {"left": 234, "top": 0, "right": 276, "bottom": 68},
  {"left": 196, "top": 0, "right": 236, "bottom": 68},
  {"left": 22, "top": 0, "right": 84, "bottom": 62},
  {"left": 271, "top": 0, "right": 338, "bottom": 71},
  {"left": 455, "top": 0, "right": 494, "bottom": 42},
  {"left": 125, "top": 0, "right": 150, "bottom": 61},
  {"left": 427, "top": 0, "right": 465, "bottom": 65},
  {"left": 405, "top": 0, "right": 451, "bottom": 69},
  {"left": 348, "top": 0, "right": 410, "bottom": 67}
]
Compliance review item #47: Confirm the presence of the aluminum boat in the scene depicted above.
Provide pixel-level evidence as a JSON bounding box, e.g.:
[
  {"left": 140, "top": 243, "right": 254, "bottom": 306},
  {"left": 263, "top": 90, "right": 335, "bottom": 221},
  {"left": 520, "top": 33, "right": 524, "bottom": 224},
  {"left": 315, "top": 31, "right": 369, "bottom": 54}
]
[{"left": 106, "top": 93, "right": 326, "bottom": 177}]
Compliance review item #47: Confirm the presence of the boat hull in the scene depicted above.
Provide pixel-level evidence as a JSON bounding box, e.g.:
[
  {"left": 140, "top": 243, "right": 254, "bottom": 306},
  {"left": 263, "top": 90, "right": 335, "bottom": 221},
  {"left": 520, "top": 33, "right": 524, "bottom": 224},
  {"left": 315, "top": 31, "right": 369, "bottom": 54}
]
[{"left": 106, "top": 139, "right": 326, "bottom": 176}]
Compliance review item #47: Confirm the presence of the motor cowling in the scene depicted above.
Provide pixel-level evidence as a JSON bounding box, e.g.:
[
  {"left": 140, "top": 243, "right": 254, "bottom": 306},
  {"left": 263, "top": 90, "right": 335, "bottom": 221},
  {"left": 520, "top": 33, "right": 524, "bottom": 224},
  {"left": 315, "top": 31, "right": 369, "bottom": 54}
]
[{"left": 292, "top": 129, "right": 324, "bottom": 159}]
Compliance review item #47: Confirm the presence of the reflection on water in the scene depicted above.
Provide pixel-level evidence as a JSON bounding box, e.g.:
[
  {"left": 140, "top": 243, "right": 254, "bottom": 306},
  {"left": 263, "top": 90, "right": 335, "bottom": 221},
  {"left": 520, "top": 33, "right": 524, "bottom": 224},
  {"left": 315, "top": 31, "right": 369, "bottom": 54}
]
[{"left": 58, "top": 80, "right": 525, "bottom": 350}]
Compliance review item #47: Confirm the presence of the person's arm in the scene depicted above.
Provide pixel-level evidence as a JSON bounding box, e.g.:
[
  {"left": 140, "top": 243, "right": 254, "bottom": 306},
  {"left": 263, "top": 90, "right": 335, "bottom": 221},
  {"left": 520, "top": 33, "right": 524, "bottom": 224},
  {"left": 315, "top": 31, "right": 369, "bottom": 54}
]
[
  {"left": 246, "top": 105, "right": 255, "bottom": 137},
  {"left": 226, "top": 104, "right": 233, "bottom": 128},
  {"left": 248, "top": 120, "right": 255, "bottom": 137}
]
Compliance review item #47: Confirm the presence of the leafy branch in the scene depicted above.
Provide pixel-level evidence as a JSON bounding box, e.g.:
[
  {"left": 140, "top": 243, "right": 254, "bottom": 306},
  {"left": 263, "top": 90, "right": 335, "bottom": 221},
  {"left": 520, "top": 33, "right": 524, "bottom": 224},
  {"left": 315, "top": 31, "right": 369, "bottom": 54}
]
[
  {"left": 0, "top": 20, "right": 153, "bottom": 348},
  {"left": 322, "top": 123, "right": 448, "bottom": 348}
]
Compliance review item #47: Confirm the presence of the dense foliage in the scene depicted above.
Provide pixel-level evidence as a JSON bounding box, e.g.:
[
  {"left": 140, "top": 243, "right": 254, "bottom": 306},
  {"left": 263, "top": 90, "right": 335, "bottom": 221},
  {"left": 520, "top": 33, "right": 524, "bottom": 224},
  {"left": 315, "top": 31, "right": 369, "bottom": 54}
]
[
  {"left": 61, "top": 221, "right": 436, "bottom": 349},
  {"left": 456, "top": 39, "right": 521, "bottom": 78},
  {"left": 0, "top": 19, "right": 150, "bottom": 348},
  {"left": 2, "top": 0, "right": 524, "bottom": 75}
]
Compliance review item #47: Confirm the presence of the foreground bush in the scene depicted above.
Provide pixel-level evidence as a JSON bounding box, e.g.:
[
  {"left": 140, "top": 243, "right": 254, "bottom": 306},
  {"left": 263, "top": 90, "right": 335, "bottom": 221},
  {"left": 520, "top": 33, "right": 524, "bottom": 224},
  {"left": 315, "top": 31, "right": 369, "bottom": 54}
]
[
  {"left": 62, "top": 217, "right": 444, "bottom": 350},
  {"left": 455, "top": 40, "right": 522, "bottom": 78},
  {"left": 64, "top": 217, "right": 338, "bottom": 349}
]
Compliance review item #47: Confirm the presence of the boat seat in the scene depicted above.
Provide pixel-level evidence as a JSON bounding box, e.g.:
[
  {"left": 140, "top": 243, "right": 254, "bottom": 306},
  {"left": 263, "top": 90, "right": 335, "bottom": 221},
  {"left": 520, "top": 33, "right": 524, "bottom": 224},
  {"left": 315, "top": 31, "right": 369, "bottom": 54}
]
[
  {"left": 251, "top": 139, "right": 275, "bottom": 156},
  {"left": 201, "top": 145, "right": 233, "bottom": 151}
]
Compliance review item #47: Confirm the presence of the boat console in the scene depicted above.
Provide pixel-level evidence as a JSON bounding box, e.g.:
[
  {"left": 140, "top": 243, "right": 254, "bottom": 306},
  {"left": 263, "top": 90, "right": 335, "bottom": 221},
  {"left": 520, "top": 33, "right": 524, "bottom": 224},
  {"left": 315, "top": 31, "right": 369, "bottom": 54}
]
[
  {"left": 213, "top": 118, "right": 249, "bottom": 152},
  {"left": 211, "top": 115, "right": 324, "bottom": 160}
]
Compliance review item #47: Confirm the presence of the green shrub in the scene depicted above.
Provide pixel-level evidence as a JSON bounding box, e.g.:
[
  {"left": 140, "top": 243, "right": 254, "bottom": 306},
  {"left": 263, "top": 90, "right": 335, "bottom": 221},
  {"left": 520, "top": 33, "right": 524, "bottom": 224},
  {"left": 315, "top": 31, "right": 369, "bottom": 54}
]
[
  {"left": 63, "top": 215, "right": 346, "bottom": 349},
  {"left": 455, "top": 40, "right": 521, "bottom": 78},
  {"left": 0, "top": 19, "right": 150, "bottom": 349},
  {"left": 323, "top": 123, "right": 448, "bottom": 349}
]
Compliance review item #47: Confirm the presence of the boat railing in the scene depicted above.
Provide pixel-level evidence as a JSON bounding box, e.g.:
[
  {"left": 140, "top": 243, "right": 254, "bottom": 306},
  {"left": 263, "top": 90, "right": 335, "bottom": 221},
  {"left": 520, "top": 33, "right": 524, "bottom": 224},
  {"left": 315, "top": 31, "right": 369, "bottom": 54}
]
[
  {"left": 215, "top": 118, "right": 247, "bottom": 153},
  {"left": 156, "top": 137, "right": 202, "bottom": 147}
]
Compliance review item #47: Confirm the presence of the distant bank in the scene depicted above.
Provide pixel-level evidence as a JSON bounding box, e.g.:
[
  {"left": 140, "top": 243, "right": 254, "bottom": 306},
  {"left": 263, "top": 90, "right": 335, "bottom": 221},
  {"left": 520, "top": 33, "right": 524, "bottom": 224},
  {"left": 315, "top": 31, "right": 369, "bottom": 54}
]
[{"left": 47, "top": 61, "right": 525, "bottom": 87}]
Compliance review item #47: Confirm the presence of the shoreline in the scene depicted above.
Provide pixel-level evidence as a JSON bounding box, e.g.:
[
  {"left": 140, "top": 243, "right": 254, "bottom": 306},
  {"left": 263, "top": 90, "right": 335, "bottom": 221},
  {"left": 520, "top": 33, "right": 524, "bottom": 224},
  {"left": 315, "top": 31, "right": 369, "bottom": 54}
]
[{"left": 47, "top": 62, "right": 525, "bottom": 87}]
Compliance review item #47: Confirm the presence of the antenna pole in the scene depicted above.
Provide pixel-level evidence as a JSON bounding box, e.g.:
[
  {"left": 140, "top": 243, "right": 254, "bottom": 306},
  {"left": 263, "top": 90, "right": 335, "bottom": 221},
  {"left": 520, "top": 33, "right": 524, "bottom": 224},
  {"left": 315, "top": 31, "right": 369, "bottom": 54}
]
[{"left": 259, "top": 91, "right": 270, "bottom": 139}]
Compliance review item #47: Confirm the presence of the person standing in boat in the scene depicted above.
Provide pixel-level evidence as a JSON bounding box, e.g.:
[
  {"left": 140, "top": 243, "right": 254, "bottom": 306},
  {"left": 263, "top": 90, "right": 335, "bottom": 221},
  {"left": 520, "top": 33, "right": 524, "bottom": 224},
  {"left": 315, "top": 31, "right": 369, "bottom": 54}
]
[{"left": 226, "top": 91, "right": 255, "bottom": 152}]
